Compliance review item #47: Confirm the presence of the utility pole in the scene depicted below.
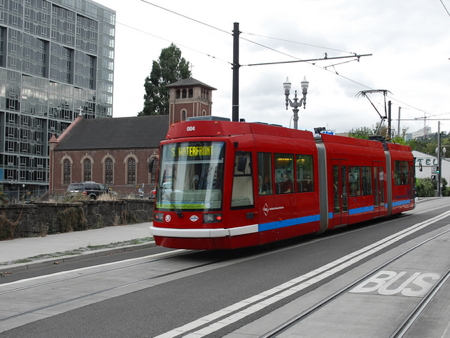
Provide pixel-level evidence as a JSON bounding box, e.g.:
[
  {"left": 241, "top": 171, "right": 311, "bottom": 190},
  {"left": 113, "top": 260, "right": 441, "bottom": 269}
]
[
  {"left": 437, "top": 121, "right": 442, "bottom": 197},
  {"left": 232, "top": 22, "right": 240, "bottom": 122},
  {"left": 423, "top": 113, "right": 427, "bottom": 138},
  {"left": 387, "top": 100, "right": 392, "bottom": 141}
]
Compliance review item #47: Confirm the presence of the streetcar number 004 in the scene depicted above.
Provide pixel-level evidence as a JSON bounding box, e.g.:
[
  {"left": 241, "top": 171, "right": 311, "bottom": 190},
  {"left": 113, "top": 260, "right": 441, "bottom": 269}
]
[{"left": 187, "top": 126, "right": 196, "bottom": 131}]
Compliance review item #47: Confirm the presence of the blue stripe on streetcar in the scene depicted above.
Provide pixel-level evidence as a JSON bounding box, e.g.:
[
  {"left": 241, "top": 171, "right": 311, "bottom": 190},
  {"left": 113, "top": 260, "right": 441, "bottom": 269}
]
[
  {"left": 349, "top": 205, "right": 375, "bottom": 215},
  {"left": 259, "top": 214, "right": 320, "bottom": 232},
  {"left": 393, "top": 199, "right": 412, "bottom": 207},
  {"left": 259, "top": 200, "right": 411, "bottom": 233}
]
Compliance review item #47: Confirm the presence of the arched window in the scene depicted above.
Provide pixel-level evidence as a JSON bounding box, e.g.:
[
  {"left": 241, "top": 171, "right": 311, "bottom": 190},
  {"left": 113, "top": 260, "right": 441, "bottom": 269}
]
[
  {"left": 188, "top": 88, "right": 193, "bottom": 98},
  {"left": 63, "top": 159, "right": 71, "bottom": 185},
  {"left": 84, "top": 158, "right": 92, "bottom": 181},
  {"left": 149, "top": 156, "right": 158, "bottom": 184},
  {"left": 182, "top": 89, "right": 187, "bottom": 98},
  {"left": 181, "top": 109, "right": 187, "bottom": 121},
  {"left": 105, "top": 157, "right": 113, "bottom": 184},
  {"left": 127, "top": 158, "right": 136, "bottom": 184},
  {"left": 176, "top": 89, "right": 180, "bottom": 99}
]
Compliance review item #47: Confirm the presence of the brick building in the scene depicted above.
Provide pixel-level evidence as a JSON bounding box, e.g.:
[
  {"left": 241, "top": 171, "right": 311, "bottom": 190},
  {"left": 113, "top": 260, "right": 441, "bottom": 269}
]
[
  {"left": 166, "top": 78, "right": 215, "bottom": 124},
  {"left": 49, "top": 78, "right": 216, "bottom": 198}
]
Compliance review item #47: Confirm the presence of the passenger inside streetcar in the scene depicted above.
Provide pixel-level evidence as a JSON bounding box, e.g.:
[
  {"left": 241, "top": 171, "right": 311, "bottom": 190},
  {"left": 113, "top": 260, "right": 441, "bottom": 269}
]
[
  {"left": 278, "top": 174, "right": 293, "bottom": 193},
  {"left": 302, "top": 174, "right": 313, "bottom": 192},
  {"left": 260, "top": 175, "right": 271, "bottom": 195},
  {"left": 192, "top": 175, "right": 199, "bottom": 190}
]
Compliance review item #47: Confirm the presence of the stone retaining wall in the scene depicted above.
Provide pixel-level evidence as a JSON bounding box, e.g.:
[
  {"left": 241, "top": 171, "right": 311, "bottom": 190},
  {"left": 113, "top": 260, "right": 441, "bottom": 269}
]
[{"left": 0, "top": 200, "right": 154, "bottom": 240}]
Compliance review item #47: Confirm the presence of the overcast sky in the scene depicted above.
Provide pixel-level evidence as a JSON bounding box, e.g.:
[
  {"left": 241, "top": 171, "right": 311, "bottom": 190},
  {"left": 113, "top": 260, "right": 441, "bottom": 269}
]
[{"left": 92, "top": 0, "right": 450, "bottom": 135}]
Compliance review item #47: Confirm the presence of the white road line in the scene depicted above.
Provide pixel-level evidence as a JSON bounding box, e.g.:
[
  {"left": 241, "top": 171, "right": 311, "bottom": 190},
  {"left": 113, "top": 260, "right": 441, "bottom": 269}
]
[
  {"left": 156, "top": 210, "right": 450, "bottom": 338},
  {"left": 0, "top": 249, "right": 186, "bottom": 288}
]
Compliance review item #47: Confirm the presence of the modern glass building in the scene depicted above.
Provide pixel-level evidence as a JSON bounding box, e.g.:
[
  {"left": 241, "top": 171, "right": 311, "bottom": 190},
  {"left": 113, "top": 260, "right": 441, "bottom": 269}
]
[{"left": 0, "top": 0, "right": 115, "bottom": 201}]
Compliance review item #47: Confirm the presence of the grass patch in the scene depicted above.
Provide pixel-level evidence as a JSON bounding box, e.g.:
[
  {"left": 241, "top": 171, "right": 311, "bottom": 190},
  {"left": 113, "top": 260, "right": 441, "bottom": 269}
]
[{"left": 87, "top": 237, "right": 153, "bottom": 250}]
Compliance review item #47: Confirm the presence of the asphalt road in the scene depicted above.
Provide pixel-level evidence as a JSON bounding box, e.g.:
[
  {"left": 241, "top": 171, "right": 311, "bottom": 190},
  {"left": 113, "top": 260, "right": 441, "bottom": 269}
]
[{"left": 1, "top": 198, "right": 448, "bottom": 338}]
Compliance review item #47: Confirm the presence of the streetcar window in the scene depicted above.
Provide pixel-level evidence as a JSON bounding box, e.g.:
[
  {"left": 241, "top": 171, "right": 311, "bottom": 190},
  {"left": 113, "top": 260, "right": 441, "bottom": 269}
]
[
  {"left": 394, "top": 161, "right": 409, "bottom": 185},
  {"left": 156, "top": 142, "right": 225, "bottom": 211},
  {"left": 296, "top": 154, "right": 314, "bottom": 192},
  {"left": 333, "top": 165, "right": 340, "bottom": 213},
  {"left": 231, "top": 152, "right": 254, "bottom": 208},
  {"left": 258, "top": 152, "right": 272, "bottom": 195},
  {"left": 349, "top": 166, "right": 360, "bottom": 197},
  {"left": 342, "top": 166, "right": 348, "bottom": 212},
  {"left": 275, "top": 153, "right": 294, "bottom": 194},
  {"left": 361, "top": 166, "right": 372, "bottom": 195}
]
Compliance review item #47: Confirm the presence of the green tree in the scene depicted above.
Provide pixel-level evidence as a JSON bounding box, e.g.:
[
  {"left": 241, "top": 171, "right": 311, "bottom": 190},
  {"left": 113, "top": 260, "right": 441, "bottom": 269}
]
[
  {"left": 140, "top": 44, "right": 191, "bottom": 116},
  {"left": 348, "top": 123, "right": 391, "bottom": 140},
  {"left": 348, "top": 126, "right": 373, "bottom": 139},
  {"left": 391, "top": 136, "right": 407, "bottom": 145}
]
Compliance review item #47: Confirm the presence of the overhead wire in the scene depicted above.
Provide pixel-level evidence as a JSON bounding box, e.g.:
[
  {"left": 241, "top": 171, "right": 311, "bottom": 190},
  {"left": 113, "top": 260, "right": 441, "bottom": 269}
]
[
  {"left": 139, "top": 0, "right": 231, "bottom": 35},
  {"left": 135, "top": 0, "right": 438, "bottom": 119},
  {"left": 241, "top": 32, "right": 353, "bottom": 54},
  {"left": 116, "top": 20, "right": 232, "bottom": 66},
  {"left": 240, "top": 33, "right": 434, "bottom": 117},
  {"left": 439, "top": 0, "right": 450, "bottom": 17}
]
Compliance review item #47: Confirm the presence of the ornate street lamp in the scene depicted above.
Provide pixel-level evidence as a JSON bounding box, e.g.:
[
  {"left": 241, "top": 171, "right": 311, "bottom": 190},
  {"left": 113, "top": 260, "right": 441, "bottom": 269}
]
[{"left": 283, "top": 77, "right": 309, "bottom": 129}]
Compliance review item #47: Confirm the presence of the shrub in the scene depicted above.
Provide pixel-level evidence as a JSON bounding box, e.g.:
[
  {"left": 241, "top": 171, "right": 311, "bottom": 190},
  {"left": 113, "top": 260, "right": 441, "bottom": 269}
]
[
  {"left": 415, "top": 178, "right": 436, "bottom": 197},
  {"left": 56, "top": 207, "right": 87, "bottom": 232},
  {"left": 0, "top": 211, "right": 20, "bottom": 240}
]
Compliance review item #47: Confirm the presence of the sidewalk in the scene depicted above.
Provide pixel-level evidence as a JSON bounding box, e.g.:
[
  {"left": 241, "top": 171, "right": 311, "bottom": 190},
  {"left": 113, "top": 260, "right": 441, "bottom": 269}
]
[{"left": 0, "top": 222, "right": 154, "bottom": 272}]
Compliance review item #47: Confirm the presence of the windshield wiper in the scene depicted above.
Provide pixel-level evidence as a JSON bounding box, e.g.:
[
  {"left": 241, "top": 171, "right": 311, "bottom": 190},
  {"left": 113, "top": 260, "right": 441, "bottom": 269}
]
[{"left": 163, "top": 190, "right": 183, "bottom": 218}]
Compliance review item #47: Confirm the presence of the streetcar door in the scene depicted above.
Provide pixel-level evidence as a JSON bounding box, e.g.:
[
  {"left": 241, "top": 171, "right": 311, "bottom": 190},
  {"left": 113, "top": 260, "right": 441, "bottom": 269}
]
[
  {"left": 331, "top": 160, "right": 348, "bottom": 227},
  {"left": 373, "top": 163, "right": 385, "bottom": 216}
]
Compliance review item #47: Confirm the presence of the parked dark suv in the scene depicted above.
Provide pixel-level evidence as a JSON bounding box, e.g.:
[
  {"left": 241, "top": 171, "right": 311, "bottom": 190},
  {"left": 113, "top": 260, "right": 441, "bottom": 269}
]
[{"left": 66, "top": 182, "right": 115, "bottom": 200}]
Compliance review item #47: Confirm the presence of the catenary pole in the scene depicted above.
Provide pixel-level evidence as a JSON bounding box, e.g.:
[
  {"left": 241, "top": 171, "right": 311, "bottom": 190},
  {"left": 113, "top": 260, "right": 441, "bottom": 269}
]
[
  {"left": 232, "top": 22, "right": 240, "bottom": 122},
  {"left": 387, "top": 100, "right": 392, "bottom": 141},
  {"left": 438, "top": 121, "right": 442, "bottom": 197}
]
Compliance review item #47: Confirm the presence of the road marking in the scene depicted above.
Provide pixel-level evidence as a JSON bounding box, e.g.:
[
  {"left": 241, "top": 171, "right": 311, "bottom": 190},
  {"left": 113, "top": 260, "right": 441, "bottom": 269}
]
[
  {"left": 0, "top": 249, "right": 186, "bottom": 288},
  {"left": 350, "top": 270, "right": 440, "bottom": 297},
  {"left": 156, "top": 210, "right": 450, "bottom": 338}
]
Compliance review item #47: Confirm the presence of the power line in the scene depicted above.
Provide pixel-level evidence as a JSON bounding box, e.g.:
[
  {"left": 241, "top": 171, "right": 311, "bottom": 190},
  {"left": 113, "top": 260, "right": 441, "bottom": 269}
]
[
  {"left": 116, "top": 20, "right": 232, "bottom": 66},
  {"left": 241, "top": 32, "right": 353, "bottom": 54},
  {"left": 440, "top": 0, "right": 450, "bottom": 17},
  {"left": 137, "top": 1, "right": 374, "bottom": 89},
  {"left": 244, "top": 53, "right": 371, "bottom": 67},
  {"left": 132, "top": 1, "right": 441, "bottom": 119},
  {"left": 140, "top": 0, "right": 231, "bottom": 35}
]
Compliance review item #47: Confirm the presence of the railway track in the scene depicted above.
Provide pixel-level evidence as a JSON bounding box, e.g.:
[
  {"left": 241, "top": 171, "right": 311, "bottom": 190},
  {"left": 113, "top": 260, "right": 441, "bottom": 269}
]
[
  {"left": 259, "top": 228, "right": 450, "bottom": 338},
  {"left": 0, "top": 249, "right": 226, "bottom": 332},
  {"left": 147, "top": 209, "right": 450, "bottom": 338},
  {"left": 2, "top": 204, "right": 449, "bottom": 337}
]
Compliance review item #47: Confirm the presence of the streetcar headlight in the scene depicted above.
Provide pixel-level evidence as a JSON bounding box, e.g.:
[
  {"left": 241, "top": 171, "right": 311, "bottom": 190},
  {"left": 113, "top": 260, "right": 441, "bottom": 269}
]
[
  {"left": 153, "top": 212, "right": 164, "bottom": 222},
  {"left": 203, "top": 213, "right": 222, "bottom": 223}
]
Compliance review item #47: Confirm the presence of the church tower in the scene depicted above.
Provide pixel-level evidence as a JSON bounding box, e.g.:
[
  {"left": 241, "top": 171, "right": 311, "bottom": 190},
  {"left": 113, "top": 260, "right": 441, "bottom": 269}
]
[{"left": 166, "top": 78, "right": 216, "bottom": 124}]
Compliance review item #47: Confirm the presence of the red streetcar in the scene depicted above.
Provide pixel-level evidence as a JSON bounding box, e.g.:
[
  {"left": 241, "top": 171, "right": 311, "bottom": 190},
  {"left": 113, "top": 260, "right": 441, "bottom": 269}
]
[{"left": 150, "top": 118, "right": 415, "bottom": 250}]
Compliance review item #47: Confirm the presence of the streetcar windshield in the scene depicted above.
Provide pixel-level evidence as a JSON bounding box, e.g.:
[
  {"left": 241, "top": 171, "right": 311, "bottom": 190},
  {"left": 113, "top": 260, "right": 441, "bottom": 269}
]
[{"left": 156, "top": 141, "right": 225, "bottom": 211}]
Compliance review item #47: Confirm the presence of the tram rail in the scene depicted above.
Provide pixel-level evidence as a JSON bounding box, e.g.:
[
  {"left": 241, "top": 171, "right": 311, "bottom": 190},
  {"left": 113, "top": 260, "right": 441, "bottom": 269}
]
[
  {"left": 0, "top": 249, "right": 223, "bottom": 330},
  {"left": 260, "top": 228, "right": 450, "bottom": 338}
]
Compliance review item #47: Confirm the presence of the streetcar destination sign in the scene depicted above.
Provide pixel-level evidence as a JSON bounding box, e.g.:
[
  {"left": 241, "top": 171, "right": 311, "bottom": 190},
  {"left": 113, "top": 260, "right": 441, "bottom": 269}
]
[{"left": 171, "top": 146, "right": 213, "bottom": 157}]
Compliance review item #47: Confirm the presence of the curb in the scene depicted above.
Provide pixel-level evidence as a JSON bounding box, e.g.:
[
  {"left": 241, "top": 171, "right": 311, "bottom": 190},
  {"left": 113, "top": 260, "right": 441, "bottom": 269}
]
[{"left": 0, "top": 242, "right": 156, "bottom": 275}]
